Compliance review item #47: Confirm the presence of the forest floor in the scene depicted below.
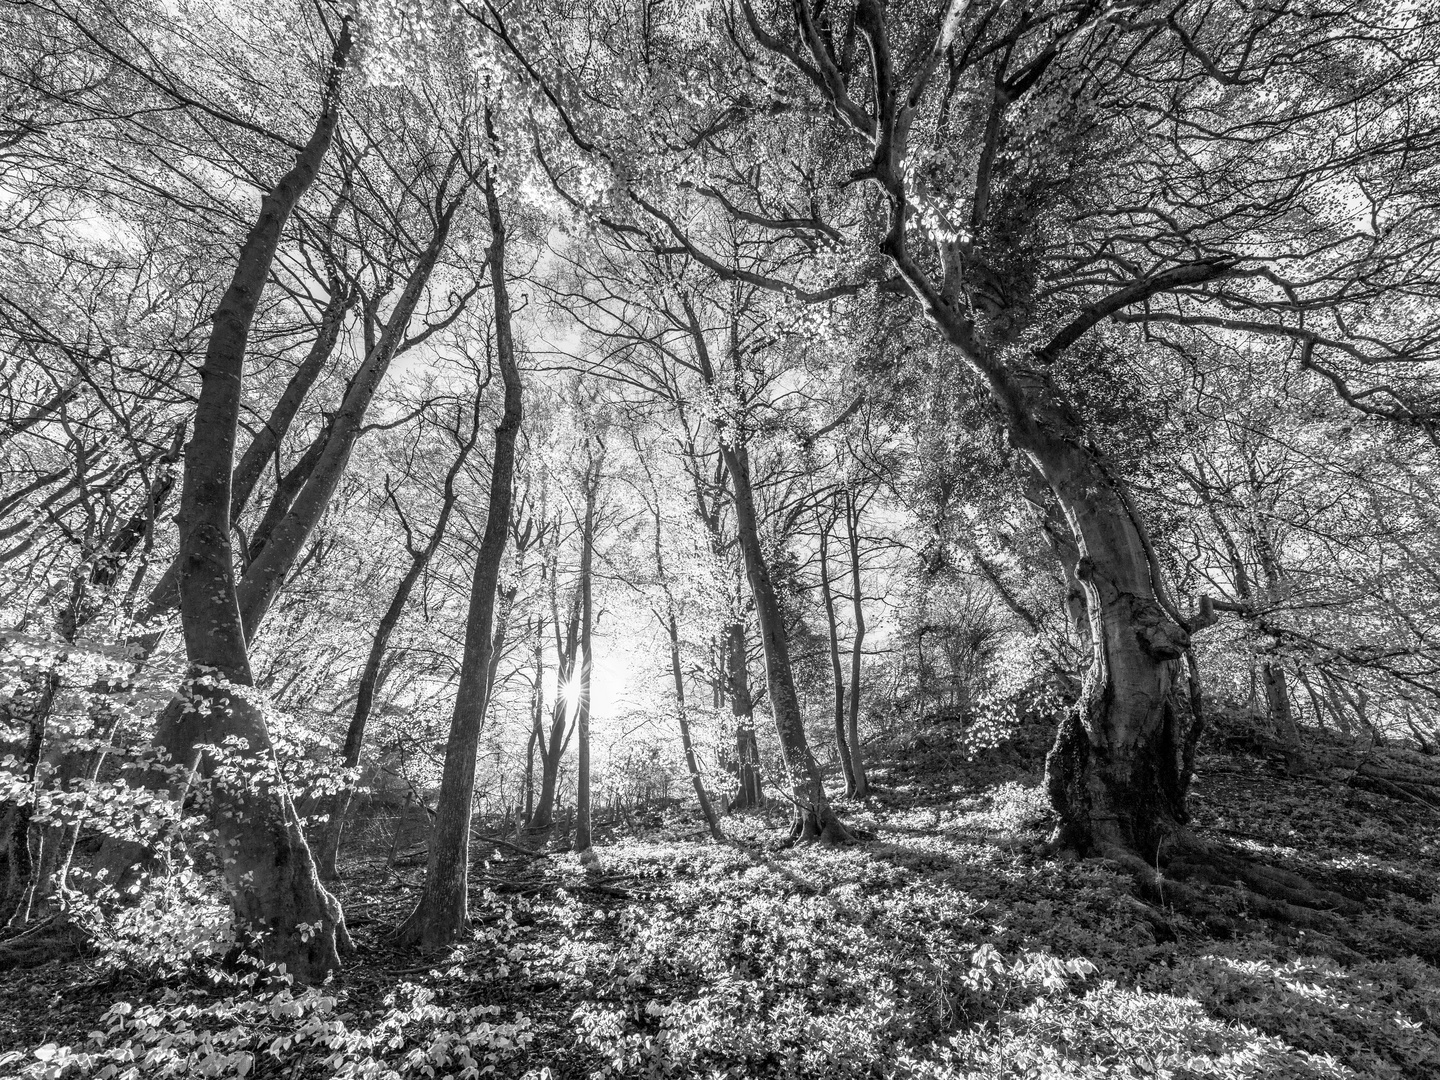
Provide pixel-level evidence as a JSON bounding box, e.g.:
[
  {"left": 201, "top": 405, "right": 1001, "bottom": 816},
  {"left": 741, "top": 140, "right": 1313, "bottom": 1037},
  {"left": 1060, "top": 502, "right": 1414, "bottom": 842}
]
[{"left": 2, "top": 716, "right": 1438, "bottom": 1079}]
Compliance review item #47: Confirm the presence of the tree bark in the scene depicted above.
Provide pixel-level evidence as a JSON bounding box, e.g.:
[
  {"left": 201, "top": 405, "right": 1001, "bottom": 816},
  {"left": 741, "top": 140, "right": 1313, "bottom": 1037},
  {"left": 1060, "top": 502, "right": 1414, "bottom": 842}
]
[
  {"left": 1261, "top": 662, "right": 1298, "bottom": 741},
  {"left": 997, "top": 378, "right": 1195, "bottom": 862},
  {"left": 398, "top": 164, "right": 523, "bottom": 949}
]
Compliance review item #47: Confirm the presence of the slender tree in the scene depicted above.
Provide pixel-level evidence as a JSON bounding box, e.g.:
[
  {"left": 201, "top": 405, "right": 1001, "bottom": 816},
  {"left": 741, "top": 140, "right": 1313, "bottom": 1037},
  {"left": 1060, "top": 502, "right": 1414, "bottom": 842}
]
[
  {"left": 399, "top": 154, "right": 524, "bottom": 949},
  {"left": 315, "top": 400, "right": 481, "bottom": 879}
]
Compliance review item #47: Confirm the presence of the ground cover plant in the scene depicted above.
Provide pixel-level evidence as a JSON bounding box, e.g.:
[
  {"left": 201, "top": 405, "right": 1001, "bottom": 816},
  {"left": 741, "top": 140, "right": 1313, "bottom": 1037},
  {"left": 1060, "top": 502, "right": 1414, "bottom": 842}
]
[{"left": 2, "top": 714, "right": 1437, "bottom": 1078}]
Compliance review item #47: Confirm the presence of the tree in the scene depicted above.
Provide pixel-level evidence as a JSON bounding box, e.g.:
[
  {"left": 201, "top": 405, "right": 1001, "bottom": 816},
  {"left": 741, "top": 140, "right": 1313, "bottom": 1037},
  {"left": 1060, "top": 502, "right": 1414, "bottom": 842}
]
[
  {"left": 157, "top": 17, "right": 354, "bottom": 980},
  {"left": 314, "top": 398, "right": 481, "bottom": 879},
  {"left": 571, "top": 435, "right": 602, "bottom": 855},
  {"left": 495, "top": 0, "right": 1440, "bottom": 889},
  {"left": 398, "top": 155, "right": 525, "bottom": 950}
]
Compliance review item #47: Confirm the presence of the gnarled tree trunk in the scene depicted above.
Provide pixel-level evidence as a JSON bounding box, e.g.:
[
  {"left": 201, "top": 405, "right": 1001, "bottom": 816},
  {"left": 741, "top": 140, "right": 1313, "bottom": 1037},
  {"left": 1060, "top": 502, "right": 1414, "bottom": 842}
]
[{"left": 998, "top": 379, "right": 1196, "bottom": 862}]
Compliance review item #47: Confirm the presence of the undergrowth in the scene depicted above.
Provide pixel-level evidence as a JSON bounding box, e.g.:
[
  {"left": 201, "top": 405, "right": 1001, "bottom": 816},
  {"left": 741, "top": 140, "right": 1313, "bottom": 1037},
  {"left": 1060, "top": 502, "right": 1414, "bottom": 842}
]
[{"left": 1, "top": 720, "right": 1437, "bottom": 1079}]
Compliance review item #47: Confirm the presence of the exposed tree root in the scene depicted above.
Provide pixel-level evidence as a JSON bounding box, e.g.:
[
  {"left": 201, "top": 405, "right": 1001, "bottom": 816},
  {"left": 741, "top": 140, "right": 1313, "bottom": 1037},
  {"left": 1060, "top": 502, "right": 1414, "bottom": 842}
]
[
  {"left": 787, "top": 810, "right": 856, "bottom": 846},
  {"left": 1088, "top": 829, "right": 1366, "bottom": 949}
]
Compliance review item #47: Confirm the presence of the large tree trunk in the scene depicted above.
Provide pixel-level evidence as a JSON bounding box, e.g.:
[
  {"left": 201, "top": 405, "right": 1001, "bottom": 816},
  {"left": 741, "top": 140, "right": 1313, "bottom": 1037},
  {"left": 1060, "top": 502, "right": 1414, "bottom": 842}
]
[
  {"left": 314, "top": 409, "right": 476, "bottom": 880},
  {"left": 843, "top": 489, "right": 868, "bottom": 798},
  {"left": 1020, "top": 465, "right": 1090, "bottom": 652},
  {"left": 998, "top": 380, "right": 1195, "bottom": 863},
  {"left": 398, "top": 167, "right": 523, "bottom": 950},
  {"left": 155, "top": 25, "right": 354, "bottom": 981}
]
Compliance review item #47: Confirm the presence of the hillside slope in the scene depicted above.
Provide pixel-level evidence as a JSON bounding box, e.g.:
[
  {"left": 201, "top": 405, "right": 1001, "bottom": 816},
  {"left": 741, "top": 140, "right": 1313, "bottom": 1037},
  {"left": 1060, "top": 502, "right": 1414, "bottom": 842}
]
[{"left": 2, "top": 722, "right": 1437, "bottom": 1079}]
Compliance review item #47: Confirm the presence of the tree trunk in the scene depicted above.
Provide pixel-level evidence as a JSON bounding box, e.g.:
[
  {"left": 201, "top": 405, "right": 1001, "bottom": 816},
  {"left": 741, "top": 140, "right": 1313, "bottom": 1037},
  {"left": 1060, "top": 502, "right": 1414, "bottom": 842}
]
[
  {"left": 314, "top": 410, "right": 476, "bottom": 880},
  {"left": 235, "top": 189, "right": 463, "bottom": 640},
  {"left": 529, "top": 557, "right": 580, "bottom": 831},
  {"left": 678, "top": 300, "right": 823, "bottom": 832},
  {"left": 229, "top": 277, "right": 351, "bottom": 525},
  {"left": 1261, "top": 662, "right": 1299, "bottom": 742},
  {"left": 573, "top": 451, "right": 599, "bottom": 855},
  {"left": 521, "top": 615, "right": 544, "bottom": 825},
  {"left": 994, "top": 379, "right": 1195, "bottom": 863},
  {"left": 157, "top": 25, "right": 354, "bottom": 981},
  {"left": 725, "top": 439, "right": 845, "bottom": 842},
  {"left": 1020, "top": 463, "right": 1089, "bottom": 651},
  {"left": 141, "top": 287, "right": 349, "bottom": 625},
  {"left": 667, "top": 614, "right": 723, "bottom": 841},
  {"left": 726, "top": 629, "right": 763, "bottom": 812},
  {"left": 843, "top": 489, "right": 868, "bottom": 798},
  {"left": 398, "top": 165, "right": 523, "bottom": 949},
  {"left": 0, "top": 665, "right": 58, "bottom": 926},
  {"left": 529, "top": 706, "right": 567, "bottom": 832},
  {"left": 818, "top": 519, "right": 856, "bottom": 793},
  {"left": 1252, "top": 525, "right": 1300, "bottom": 742}
]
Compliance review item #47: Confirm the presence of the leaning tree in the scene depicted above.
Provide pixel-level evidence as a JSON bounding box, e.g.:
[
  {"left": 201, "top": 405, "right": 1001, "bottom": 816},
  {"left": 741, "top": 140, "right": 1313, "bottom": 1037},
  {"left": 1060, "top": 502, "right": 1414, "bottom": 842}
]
[{"left": 472, "top": 0, "right": 1440, "bottom": 898}]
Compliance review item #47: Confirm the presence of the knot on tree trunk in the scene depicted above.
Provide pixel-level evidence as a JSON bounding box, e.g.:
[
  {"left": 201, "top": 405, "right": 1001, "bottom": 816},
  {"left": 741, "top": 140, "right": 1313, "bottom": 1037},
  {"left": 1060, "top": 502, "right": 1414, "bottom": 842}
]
[{"left": 1124, "top": 595, "right": 1190, "bottom": 660}]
